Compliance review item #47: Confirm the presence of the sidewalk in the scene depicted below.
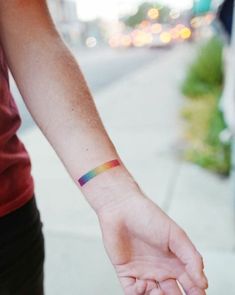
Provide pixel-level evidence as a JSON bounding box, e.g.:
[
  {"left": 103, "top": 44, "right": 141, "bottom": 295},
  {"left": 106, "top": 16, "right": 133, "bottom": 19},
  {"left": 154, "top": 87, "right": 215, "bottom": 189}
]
[{"left": 21, "top": 44, "right": 235, "bottom": 294}]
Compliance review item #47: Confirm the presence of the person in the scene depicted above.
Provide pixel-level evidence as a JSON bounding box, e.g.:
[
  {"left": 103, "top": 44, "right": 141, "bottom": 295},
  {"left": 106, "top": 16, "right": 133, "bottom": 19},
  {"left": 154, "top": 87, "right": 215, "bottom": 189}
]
[
  {"left": 0, "top": 1, "right": 208, "bottom": 294},
  {"left": 218, "top": 0, "right": 234, "bottom": 40}
]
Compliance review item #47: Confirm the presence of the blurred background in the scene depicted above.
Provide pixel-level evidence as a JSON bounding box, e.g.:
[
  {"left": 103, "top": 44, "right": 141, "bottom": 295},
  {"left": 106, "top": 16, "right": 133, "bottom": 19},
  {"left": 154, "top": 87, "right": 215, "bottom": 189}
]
[{"left": 12, "top": 0, "right": 235, "bottom": 294}]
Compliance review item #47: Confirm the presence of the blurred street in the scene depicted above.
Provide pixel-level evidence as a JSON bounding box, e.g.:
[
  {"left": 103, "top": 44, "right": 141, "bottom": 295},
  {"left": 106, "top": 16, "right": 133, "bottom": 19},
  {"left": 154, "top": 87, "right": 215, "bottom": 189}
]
[{"left": 16, "top": 44, "right": 235, "bottom": 294}]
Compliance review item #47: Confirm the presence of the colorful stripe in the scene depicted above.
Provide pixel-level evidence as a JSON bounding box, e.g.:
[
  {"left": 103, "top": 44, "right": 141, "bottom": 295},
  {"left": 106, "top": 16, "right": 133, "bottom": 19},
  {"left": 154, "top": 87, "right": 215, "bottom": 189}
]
[{"left": 78, "top": 159, "right": 120, "bottom": 186}]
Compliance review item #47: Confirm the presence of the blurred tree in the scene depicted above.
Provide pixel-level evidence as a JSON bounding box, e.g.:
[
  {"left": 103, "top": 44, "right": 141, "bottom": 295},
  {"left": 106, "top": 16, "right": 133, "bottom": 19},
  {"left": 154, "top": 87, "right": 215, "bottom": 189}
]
[{"left": 122, "top": 2, "right": 170, "bottom": 28}]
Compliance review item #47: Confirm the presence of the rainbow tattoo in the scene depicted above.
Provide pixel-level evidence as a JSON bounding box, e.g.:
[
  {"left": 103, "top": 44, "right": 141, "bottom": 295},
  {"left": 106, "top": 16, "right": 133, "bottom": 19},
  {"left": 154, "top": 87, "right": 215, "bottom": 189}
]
[{"left": 78, "top": 159, "right": 120, "bottom": 186}]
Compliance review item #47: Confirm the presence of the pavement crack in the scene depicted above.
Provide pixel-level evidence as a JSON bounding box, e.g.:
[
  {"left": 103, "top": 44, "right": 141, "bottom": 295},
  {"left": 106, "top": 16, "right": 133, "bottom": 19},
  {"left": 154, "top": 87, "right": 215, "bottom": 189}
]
[{"left": 162, "top": 159, "right": 182, "bottom": 213}]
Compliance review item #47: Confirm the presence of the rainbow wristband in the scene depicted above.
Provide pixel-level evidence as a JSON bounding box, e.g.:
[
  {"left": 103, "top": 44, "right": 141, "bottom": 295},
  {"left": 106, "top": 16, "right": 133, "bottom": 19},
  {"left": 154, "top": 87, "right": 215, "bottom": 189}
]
[{"left": 78, "top": 159, "right": 120, "bottom": 186}]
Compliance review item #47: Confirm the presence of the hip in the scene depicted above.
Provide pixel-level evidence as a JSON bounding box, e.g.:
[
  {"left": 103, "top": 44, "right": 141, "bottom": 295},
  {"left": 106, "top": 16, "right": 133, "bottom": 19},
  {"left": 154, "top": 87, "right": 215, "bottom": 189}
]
[{"left": 0, "top": 195, "right": 45, "bottom": 295}]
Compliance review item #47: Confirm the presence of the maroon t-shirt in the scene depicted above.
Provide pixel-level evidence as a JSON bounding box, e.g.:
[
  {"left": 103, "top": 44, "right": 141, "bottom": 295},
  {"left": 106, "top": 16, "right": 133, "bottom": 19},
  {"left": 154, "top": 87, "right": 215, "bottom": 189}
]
[{"left": 0, "top": 46, "right": 34, "bottom": 217}]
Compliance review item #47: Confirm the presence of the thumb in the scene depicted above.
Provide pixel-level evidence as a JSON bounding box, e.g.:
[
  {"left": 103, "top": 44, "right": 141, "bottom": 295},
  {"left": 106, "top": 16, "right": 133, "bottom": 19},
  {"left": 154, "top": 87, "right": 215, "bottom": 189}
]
[{"left": 169, "top": 224, "right": 208, "bottom": 290}]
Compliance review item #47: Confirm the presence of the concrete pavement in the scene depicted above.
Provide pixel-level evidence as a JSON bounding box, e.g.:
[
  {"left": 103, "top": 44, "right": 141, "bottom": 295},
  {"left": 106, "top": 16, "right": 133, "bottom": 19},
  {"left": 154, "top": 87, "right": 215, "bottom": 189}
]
[{"left": 20, "top": 43, "right": 235, "bottom": 294}]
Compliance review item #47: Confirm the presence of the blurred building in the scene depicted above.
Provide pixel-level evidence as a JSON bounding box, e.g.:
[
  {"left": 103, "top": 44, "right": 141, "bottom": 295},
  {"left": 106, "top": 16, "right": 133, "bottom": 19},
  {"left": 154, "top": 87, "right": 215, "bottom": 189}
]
[{"left": 47, "top": 0, "right": 84, "bottom": 46}]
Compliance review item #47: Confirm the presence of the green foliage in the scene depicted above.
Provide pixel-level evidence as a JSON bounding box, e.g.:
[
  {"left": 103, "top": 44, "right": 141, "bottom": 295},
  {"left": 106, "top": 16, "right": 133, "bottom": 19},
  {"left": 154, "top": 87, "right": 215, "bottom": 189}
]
[
  {"left": 181, "top": 37, "right": 223, "bottom": 98},
  {"left": 182, "top": 95, "right": 231, "bottom": 175},
  {"left": 185, "top": 147, "right": 230, "bottom": 175},
  {"left": 181, "top": 38, "right": 231, "bottom": 175},
  {"left": 123, "top": 2, "right": 170, "bottom": 28}
]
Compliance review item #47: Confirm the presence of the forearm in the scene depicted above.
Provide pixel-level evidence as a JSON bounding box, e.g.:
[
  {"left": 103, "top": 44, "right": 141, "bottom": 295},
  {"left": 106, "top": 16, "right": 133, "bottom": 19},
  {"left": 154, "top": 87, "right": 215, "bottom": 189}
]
[{"left": 0, "top": 0, "right": 141, "bottom": 213}]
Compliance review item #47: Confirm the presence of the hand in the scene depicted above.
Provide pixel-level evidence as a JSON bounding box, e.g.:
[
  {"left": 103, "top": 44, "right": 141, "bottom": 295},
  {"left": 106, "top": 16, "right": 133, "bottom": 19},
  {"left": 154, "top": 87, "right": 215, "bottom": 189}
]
[{"left": 98, "top": 194, "right": 208, "bottom": 295}]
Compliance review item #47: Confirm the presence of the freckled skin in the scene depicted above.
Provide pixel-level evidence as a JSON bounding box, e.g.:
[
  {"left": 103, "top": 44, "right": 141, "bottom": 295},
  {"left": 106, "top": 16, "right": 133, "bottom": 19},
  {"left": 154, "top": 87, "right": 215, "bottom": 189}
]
[{"left": 0, "top": 1, "right": 208, "bottom": 294}]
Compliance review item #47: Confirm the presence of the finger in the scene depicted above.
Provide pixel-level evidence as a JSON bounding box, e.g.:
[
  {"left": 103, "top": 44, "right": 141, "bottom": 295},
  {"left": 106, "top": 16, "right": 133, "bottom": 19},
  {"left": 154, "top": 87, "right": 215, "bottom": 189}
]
[
  {"left": 136, "top": 279, "right": 148, "bottom": 294},
  {"left": 169, "top": 225, "right": 208, "bottom": 289},
  {"left": 135, "top": 279, "right": 163, "bottom": 295},
  {"left": 149, "top": 287, "right": 164, "bottom": 295},
  {"left": 178, "top": 272, "right": 206, "bottom": 295},
  {"left": 146, "top": 280, "right": 159, "bottom": 292},
  {"left": 159, "top": 279, "right": 182, "bottom": 295},
  {"left": 119, "top": 277, "right": 136, "bottom": 295}
]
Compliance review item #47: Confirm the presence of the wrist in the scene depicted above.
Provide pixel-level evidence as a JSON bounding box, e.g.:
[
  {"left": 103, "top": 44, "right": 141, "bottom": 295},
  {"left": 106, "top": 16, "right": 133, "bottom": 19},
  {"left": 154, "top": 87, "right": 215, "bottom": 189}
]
[{"left": 80, "top": 164, "right": 143, "bottom": 215}]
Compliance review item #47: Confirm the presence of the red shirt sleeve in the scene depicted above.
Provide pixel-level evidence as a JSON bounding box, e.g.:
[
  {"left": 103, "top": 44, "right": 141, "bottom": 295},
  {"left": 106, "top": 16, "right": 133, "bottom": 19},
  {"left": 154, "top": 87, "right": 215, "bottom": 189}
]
[{"left": 0, "top": 46, "right": 34, "bottom": 217}]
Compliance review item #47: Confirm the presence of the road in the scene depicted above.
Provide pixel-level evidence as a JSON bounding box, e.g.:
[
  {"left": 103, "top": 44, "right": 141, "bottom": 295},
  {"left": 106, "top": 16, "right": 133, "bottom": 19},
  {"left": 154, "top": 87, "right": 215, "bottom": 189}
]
[{"left": 10, "top": 47, "right": 163, "bottom": 133}]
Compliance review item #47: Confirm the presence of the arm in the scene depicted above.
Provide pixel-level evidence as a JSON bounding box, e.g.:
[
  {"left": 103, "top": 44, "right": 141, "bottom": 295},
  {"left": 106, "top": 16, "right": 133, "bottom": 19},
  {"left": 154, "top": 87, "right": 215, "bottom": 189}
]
[
  {"left": 0, "top": 1, "right": 208, "bottom": 294},
  {"left": 0, "top": 0, "right": 137, "bottom": 213}
]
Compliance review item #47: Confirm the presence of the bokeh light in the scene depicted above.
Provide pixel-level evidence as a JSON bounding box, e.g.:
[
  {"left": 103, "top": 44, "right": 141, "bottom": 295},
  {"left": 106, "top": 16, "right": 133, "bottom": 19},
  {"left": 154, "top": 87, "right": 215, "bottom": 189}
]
[
  {"left": 132, "top": 30, "right": 153, "bottom": 47},
  {"left": 86, "top": 37, "right": 97, "bottom": 48},
  {"left": 169, "top": 9, "right": 181, "bottom": 19},
  {"left": 160, "top": 32, "right": 172, "bottom": 44},
  {"left": 108, "top": 35, "right": 120, "bottom": 48},
  {"left": 180, "top": 27, "right": 191, "bottom": 39},
  {"left": 147, "top": 8, "right": 160, "bottom": 20},
  {"left": 151, "top": 23, "right": 162, "bottom": 34},
  {"left": 120, "top": 35, "right": 132, "bottom": 47}
]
